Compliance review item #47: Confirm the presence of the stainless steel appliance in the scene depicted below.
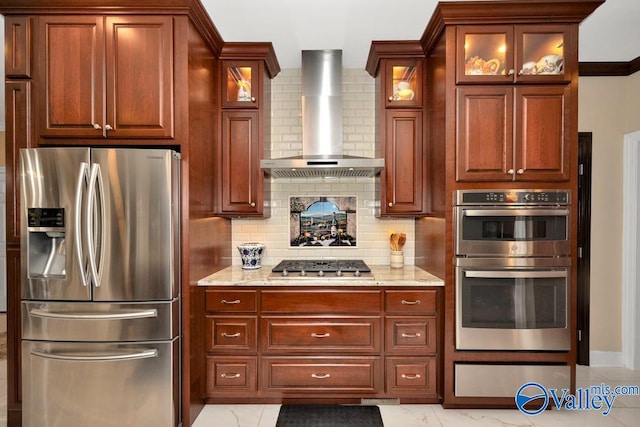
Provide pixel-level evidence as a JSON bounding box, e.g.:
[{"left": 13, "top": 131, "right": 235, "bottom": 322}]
[
  {"left": 20, "top": 148, "right": 181, "bottom": 427},
  {"left": 454, "top": 189, "right": 571, "bottom": 352},
  {"left": 455, "top": 257, "right": 569, "bottom": 350},
  {"left": 269, "top": 259, "right": 374, "bottom": 280},
  {"left": 455, "top": 189, "right": 570, "bottom": 257}
]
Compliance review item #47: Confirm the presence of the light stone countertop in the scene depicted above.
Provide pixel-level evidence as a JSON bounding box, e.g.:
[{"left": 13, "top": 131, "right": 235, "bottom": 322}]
[{"left": 197, "top": 265, "right": 444, "bottom": 287}]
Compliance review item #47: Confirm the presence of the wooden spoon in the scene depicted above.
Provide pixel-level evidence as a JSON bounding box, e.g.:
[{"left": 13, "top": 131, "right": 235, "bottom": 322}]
[{"left": 397, "top": 233, "right": 407, "bottom": 251}]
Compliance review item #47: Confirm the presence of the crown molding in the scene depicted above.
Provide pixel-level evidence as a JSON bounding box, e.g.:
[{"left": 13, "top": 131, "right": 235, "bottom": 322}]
[{"left": 579, "top": 57, "right": 640, "bottom": 77}]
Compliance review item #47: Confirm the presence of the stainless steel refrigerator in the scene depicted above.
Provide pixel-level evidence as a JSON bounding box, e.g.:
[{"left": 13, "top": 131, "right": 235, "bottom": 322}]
[{"left": 20, "top": 148, "right": 181, "bottom": 427}]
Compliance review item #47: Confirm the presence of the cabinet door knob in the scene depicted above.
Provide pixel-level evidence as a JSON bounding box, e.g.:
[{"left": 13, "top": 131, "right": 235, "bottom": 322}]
[
  {"left": 104, "top": 124, "right": 113, "bottom": 131},
  {"left": 251, "top": 97, "right": 256, "bottom": 102},
  {"left": 249, "top": 202, "right": 256, "bottom": 207},
  {"left": 388, "top": 96, "right": 394, "bottom": 101},
  {"left": 507, "top": 169, "right": 515, "bottom": 175},
  {"left": 388, "top": 202, "right": 393, "bottom": 207},
  {"left": 508, "top": 69, "right": 515, "bottom": 76},
  {"left": 93, "top": 123, "right": 102, "bottom": 130},
  {"left": 517, "top": 168, "right": 524, "bottom": 174}
]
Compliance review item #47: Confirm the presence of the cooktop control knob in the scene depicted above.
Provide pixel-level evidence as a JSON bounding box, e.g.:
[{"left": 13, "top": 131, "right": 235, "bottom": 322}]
[
  {"left": 317, "top": 270, "right": 325, "bottom": 277},
  {"left": 281, "top": 269, "right": 288, "bottom": 277},
  {"left": 300, "top": 270, "right": 307, "bottom": 276},
  {"left": 354, "top": 269, "right": 361, "bottom": 277},
  {"left": 336, "top": 270, "right": 343, "bottom": 277}
]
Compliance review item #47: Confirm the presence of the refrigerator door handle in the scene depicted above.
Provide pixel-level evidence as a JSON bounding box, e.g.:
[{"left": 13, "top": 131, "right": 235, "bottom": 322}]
[
  {"left": 31, "top": 347, "right": 158, "bottom": 362},
  {"left": 86, "top": 163, "right": 106, "bottom": 287},
  {"left": 29, "top": 308, "right": 158, "bottom": 320},
  {"left": 74, "top": 162, "right": 91, "bottom": 287}
]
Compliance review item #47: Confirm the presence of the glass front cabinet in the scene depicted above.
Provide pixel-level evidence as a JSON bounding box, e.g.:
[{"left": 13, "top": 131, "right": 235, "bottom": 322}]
[
  {"left": 384, "top": 59, "right": 423, "bottom": 108},
  {"left": 456, "top": 25, "right": 574, "bottom": 84},
  {"left": 221, "top": 61, "right": 260, "bottom": 108}
]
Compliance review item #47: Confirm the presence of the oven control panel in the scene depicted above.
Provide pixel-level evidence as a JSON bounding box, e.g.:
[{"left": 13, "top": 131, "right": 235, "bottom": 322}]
[{"left": 455, "top": 190, "right": 570, "bottom": 205}]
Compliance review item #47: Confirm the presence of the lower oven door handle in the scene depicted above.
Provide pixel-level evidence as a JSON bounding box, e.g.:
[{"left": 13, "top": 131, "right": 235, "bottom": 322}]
[
  {"left": 31, "top": 347, "right": 158, "bottom": 362},
  {"left": 465, "top": 270, "right": 567, "bottom": 279},
  {"left": 462, "top": 208, "right": 569, "bottom": 217}
]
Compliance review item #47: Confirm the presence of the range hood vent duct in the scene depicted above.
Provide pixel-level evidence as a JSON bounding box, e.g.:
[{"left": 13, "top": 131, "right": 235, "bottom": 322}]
[{"left": 261, "top": 50, "right": 384, "bottom": 178}]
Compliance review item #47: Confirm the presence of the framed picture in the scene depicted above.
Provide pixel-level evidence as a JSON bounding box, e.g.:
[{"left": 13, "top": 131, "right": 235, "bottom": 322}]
[{"left": 289, "top": 196, "right": 357, "bottom": 247}]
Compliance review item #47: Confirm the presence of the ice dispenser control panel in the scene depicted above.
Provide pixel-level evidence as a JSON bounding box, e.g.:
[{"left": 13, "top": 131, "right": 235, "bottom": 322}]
[{"left": 27, "top": 208, "right": 67, "bottom": 278}]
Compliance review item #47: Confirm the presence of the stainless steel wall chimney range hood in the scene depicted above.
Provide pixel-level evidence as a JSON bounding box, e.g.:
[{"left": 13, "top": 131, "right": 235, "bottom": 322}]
[{"left": 260, "top": 50, "right": 384, "bottom": 178}]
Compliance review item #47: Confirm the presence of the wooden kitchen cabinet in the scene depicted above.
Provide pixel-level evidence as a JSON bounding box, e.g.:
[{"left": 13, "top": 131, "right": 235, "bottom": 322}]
[
  {"left": 221, "top": 61, "right": 260, "bottom": 109},
  {"left": 456, "top": 84, "right": 571, "bottom": 181},
  {"left": 457, "top": 24, "right": 574, "bottom": 84},
  {"left": 203, "top": 286, "right": 441, "bottom": 403},
  {"left": 219, "top": 110, "right": 264, "bottom": 215},
  {"left": 366, "top": 42, "right": 428, "bottom": 217},
  {"left": 204, "top": 289, "right": 258, "bottom": 397},
  {"left": 216, "top": 50, "right": 278, "bottom": 217},
  {"left": 35, "top": 15, "right": 174, "bottom": 140},
  {"left": 4, "top": 16, "right": 32, "bottom": 78}
]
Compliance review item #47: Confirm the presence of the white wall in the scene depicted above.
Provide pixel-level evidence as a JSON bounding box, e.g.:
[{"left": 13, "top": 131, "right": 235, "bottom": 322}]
[
  {"left": 232, "top": 69, "right": 415, "bottom": 266},
  {"left": 578, "top": 71, "right": 640, "bottom": 356}
]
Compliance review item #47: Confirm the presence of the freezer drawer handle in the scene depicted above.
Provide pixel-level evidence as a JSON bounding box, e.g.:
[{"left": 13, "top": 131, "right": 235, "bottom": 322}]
[
  {"left": 31, "top": 347, "right": 158, "bottom": 362},
  {"left": 30, "top": 308, "right": 158, "bottom": 320}
]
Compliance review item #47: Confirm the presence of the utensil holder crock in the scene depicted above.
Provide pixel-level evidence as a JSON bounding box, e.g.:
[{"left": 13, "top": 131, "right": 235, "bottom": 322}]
[{"left": 237, "top": 242, "right": 265, "bottom": 269}]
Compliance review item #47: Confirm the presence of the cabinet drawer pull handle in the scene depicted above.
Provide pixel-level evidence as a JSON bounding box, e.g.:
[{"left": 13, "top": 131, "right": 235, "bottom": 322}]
[
  {"left": 220, "top": 372, "right": 241, "bottom": 379},
  {"left": 221, "top": 332, "right": 241, "bottom": 338},
  {"left": 401, "top": 299, "right": 421, "bottom": 305},
  {"left": 401, "top": 332, "right": 422, "bottom": 338},
  {"left": 311, "top": 373, "right": 331, "bottom": 379},
  {"left": 401, "top": 373, "right": 422, "bottom": 380},
  {"left": 221, "top": 299, "right": 241, "bottom": 305},
  {"left": 311, "top": 333, "right": 331, "bottom": 338}
]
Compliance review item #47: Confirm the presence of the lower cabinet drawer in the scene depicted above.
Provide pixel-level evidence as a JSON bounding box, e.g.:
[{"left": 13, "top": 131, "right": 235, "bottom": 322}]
[
  {"left": 385, "top": 357, "right": 437, "bottom": 396},
  {"left": 262, "top": 357, "right": 382, "bottom": 392},
  {"left": 206, "top": 356, "right": 257, "bottom": 395},
  {"left": 262, "top": 317, "right": 381, "bottom": 353},
  {"left": 385, "top": 316, "right": 437, "bottom": 354},
  {"left": 206, "top": 316, "right": 257, "bottom": 352}
]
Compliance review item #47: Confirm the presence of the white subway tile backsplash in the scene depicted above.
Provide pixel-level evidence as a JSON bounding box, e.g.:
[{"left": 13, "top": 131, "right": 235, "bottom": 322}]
[{"left": 232, "top": 67, "right": 415, "bottom": 267}]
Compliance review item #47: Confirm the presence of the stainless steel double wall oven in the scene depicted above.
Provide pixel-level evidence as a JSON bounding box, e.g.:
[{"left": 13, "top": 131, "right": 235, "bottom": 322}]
[{"left": 454, "top": 189, "right": 571, "bottom": 352}]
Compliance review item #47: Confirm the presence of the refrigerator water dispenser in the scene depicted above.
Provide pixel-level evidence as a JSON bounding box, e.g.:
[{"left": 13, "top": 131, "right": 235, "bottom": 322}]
[{"left": 27, "top": 208, "right": 67, "bottom": 278}]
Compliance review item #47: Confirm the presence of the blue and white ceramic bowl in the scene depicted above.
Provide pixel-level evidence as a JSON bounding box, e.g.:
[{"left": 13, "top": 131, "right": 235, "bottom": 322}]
[{"left": 237, "top": 242, "right": 265, "bottom": 269}]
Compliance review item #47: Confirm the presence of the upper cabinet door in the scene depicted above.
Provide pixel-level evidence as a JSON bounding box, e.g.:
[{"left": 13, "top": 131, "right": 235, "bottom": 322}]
[
  {"left": 36, "top": 15, "right": 174, "bottom": 139},
  {"left": 221, "top": 61, "right": 260, "bottom": 109},
  {"left": 457, "top": 24, "right": 573, "bottom": 84},
  {"left": 37, "top": 15, "right": 105, "bottom": 138},
  {"left": 384, "top": 60, "right": 423, "bottom": 108},
  {"left": 513, "top": 25, "right": 574, "bottom": 84},
  {"left": 457, "top": 25, "right": 514, "bottom": 84},
  {"left": 104, "top": 16, "right": 174, "bottom": 138}
]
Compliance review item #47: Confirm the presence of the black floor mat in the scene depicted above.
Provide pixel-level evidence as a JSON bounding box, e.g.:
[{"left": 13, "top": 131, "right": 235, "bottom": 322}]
[{"left": 276, "top": 405, "right": 384, "bottom": 427}]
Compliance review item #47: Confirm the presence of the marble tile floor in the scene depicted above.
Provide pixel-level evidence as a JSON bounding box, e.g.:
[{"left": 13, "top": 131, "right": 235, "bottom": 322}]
[
  {"left": 192, "top": 366, "right": 640, "bottom": 427},
  {"left": 0, "top": 343, "right": 637, "bottom": 427}
]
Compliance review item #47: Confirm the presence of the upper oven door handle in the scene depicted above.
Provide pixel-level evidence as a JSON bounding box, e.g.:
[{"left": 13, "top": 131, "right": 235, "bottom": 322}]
[
  {"left": 462, "top": 208, "right": 569, "bottom": 217},
  {"left": 465, "top": 270, "right": 568, "bottom": 279}
]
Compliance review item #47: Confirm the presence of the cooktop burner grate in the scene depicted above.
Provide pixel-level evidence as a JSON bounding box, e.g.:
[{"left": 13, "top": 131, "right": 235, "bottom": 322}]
[{"left": 272, "top": 259, "right": 371, "bottom": 273}]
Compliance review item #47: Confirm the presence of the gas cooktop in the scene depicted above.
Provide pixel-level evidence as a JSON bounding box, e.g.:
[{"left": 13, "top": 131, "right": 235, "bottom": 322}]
[{"left": 269, "top": 259, "right": 373, "bottom": 279}]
